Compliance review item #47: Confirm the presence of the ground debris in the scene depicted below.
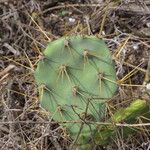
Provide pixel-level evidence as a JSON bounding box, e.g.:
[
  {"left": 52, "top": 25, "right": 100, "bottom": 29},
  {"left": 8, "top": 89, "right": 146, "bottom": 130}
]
[{"left": 0, "top": 0, "right": 149, "bottom": 149}]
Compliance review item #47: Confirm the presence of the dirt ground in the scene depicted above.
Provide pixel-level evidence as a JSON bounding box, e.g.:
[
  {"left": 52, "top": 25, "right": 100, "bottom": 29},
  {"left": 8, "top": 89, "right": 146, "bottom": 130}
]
[{"left": 0, "top": 0, "right": 150, "bottom": 150}]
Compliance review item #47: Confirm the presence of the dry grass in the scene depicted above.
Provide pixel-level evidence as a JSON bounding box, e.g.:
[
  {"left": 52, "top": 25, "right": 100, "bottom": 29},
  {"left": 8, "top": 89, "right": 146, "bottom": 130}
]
[{"left": 0, "top": 0, "right": 150, "bottom": 149}]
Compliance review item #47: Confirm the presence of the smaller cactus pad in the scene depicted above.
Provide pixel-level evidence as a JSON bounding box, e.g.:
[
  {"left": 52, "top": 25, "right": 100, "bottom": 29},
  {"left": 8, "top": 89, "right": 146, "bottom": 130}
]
[{"left": 35, "top": 35, "right": 118, "bottom": 144}]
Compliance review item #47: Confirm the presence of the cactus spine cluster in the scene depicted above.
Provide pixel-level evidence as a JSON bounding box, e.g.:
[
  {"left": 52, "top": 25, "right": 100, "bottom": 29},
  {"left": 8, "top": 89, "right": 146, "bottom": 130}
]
[{"left": 35, "top": 35, "right": 118, "bottom": 145}]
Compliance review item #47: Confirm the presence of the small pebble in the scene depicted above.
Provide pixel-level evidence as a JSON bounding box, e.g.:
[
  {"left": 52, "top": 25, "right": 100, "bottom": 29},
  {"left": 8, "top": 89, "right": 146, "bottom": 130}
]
[
  {"left": 101, "top": 31, "right": 105, "bottom": 35},
  {"left": 133, "top": 44, "right": 139, "bottom": 50},
  {"left": 69, "top": 18, "right": 75, "bottom": 23},
  {"left": 146, "top": 22, "right": 150, "bottom": 28},
  {"left": 146, "top": 83, "right": 150, "bottom": 90}
]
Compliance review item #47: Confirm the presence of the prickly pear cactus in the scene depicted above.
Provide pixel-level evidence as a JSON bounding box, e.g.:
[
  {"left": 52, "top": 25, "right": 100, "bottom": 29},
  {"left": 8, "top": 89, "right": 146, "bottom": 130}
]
[{"left": 35, "top": 35, "right": 118, "bottom": 146}]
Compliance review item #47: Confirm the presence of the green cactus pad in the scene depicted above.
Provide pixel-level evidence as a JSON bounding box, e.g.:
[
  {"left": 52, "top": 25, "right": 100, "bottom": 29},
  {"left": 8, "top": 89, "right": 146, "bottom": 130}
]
[{"left": 35, "top": 35, "right": 118, "bottom": 144}]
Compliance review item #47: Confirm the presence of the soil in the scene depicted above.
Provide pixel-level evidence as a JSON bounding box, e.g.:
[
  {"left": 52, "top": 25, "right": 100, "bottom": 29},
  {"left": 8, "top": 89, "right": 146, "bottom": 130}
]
[{"left": 0, "top": 0, "right": 150, "bottom": 150}]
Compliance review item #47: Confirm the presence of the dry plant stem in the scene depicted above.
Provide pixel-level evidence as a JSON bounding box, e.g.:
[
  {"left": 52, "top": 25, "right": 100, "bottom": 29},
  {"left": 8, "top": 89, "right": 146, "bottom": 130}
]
[
  {"left": 18, "top": 24, "right": 46, "bottom": 48},
  {"left": 114, "top": 36, "right": 131, "bottom": 58},
  {"left": 0, "top": 121, "right": 149, "bottom": 127},
  {"left": 0, "top": 73, "right": 9, "bottom": 83},
  {"left": 84, "top": 15, "right": 92, "bottom": 35},
  {"left": 115, "top": 59, "right": 147, "bottom": 73},
  {"left": 98, "top": 5, "right": 109, "bottom": 37},
  {"left": 145, "top": 57, "right": 150, "bottom": 82},
  {"left": 119, "top": 61, "right": 144, "bottom": 83},
  {"left": 3, "top": 56, "right": 34, "bottom": 71},
  {"left": 43, "top": 4, "right": 108, "bottom": 14},
  {"left": 24, "top": 51, "right": 34, "bottom": 71},
  {"left": 6, "top": 88, "right": 38, "bottom": 100},
  {"left": 3, "top": 43, "right": 20, "bottom": 56},
  {"left": 42, "top": 1, "right": 119, "bottom": 14},
  {"left": 71, "top": 100, "right": 91, "bottom": 148},
  {"left": 0, "top": 64, "right": 15, "bottom": 77},
  {"left": 28, "top": 14, "right": 51, "bottom": 42}
]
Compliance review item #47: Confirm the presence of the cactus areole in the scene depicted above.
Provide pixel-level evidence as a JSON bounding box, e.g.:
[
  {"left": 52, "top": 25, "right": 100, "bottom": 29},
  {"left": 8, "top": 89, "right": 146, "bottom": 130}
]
[{"left": 35, "top": 35, "right": 118, "bottom": 144}]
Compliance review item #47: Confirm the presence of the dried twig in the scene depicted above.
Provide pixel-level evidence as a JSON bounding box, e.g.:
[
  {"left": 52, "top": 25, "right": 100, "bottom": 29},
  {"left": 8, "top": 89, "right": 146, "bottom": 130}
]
[{"left": 0, "top": 64, "right": 15, "bottom": 77}]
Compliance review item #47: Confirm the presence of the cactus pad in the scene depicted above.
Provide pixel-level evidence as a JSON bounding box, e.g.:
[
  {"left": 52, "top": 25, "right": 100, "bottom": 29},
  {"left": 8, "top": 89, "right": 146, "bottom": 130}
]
[{"left": 35, "top": 35, "right": 118, "bottom": 144}]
